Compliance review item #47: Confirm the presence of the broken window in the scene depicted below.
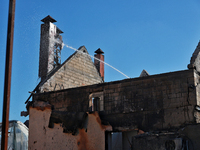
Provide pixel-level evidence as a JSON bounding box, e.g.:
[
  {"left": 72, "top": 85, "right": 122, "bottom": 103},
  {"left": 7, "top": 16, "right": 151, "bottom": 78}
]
[
  {"left": 89, "top": 92, "right": 104, "bottom": 112},
  {"left": 93, "top": 97, "right": 100, "bottom": 111}
]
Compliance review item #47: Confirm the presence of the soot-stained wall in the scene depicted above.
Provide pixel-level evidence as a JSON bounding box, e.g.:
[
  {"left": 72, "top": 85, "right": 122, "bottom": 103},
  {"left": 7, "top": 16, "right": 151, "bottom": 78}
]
[
  {"left": 29, "top": 101, "right": 111, "bottom": 150},
  {"left": 33, "top": 69, "right": 199, "bottom": 132}
]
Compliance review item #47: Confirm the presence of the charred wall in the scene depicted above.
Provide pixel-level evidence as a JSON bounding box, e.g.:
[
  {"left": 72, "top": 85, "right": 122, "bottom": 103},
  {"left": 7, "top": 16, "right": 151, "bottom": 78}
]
[
  {"left": 33, "top": 69, "right": 198, "bottom": 132},
  {"left": 28, "top": 103, "right": 108, "bottom": 150}
]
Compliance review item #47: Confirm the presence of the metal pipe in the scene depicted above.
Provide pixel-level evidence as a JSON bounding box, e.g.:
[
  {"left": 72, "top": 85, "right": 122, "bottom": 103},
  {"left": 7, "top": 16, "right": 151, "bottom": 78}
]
[{"left": 1, "top": 0, "right": 16, "bottom": 149}]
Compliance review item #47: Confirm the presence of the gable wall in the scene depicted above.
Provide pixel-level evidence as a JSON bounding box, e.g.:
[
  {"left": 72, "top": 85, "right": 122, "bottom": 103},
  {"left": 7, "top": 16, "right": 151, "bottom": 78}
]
[{"left": 40, "top": 51, "right": 103, "bottom": 92}]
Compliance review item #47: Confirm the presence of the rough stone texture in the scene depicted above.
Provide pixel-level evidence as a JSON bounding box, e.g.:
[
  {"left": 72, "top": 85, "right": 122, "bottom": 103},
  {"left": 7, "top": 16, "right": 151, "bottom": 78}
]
[
  {"left": 29, "top": 101, "right": 111, "bottom": 150},
  {"left": 33, "top": 69, "right": 198, "bottom": 132},
  {"left": 188, "top": 41, "right": 200, "bottom": 72},
  {"left": 39, "top": 23, "right": 49, "bottom": 80},
  {"left": 39, "top": 46, "right": 103, "bottom": 92}
]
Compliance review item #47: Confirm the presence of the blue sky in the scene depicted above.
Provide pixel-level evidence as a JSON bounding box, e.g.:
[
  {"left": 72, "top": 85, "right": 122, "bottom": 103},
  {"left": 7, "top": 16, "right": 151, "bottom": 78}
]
[{"left": 1, "top": 1, "right": 200, "bottom": 123}]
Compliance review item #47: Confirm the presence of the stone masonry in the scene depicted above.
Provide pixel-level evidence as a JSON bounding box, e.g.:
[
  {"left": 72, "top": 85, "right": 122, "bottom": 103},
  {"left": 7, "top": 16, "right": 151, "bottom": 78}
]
[
  {"left": 33, "top": 69, "right": 199, "bottom": 132},
  {"left": 38, "top": 46, "right": 103, "bottom": 92}
]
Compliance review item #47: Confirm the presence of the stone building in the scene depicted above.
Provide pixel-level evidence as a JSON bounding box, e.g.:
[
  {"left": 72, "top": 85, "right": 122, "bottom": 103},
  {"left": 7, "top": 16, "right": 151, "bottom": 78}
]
[{"left": 24, "top": 16, "right": 200, "bottom": 150}]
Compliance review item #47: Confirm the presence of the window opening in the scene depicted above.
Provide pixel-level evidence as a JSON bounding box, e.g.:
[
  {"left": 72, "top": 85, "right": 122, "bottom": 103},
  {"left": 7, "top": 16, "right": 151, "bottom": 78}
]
[{"left": 89, "top": 92, "right": 104, "bottom": 112}]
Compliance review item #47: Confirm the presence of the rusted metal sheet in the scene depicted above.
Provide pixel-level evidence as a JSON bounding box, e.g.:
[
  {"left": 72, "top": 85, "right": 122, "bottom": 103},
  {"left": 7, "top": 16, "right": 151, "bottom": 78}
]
[{"left": 1, "top": 0, "right": 16, "bottom": 149}]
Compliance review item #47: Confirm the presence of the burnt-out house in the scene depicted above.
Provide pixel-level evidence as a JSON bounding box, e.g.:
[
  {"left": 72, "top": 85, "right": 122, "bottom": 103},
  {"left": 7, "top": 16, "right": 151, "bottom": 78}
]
[{"left": 23, "top": 16, "right": 200, "bottom": 150}]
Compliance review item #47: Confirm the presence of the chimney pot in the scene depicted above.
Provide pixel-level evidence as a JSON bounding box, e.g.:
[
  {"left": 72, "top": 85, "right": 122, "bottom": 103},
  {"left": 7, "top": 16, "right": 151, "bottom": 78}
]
[
  {"left": 95, "top": 48, "right": 104, "bottom": 54},
  {"left": 41, "top": 15, "right": 57, "bottom": 23}
]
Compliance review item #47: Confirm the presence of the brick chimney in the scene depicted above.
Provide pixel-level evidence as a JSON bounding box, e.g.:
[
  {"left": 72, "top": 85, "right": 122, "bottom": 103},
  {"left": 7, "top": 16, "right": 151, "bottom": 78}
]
[
  {"left": 94, "top": 48, "right": 104, "bottom": 81},
  {"left": 39, "top": 15, "right": 63, "bottom": 81}
]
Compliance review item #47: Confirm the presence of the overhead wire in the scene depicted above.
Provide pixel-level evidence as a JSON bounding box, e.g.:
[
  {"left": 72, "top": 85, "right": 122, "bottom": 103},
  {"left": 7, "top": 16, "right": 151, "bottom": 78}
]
[{"left": 64, "top": 44, "right": 130, "bottom": 79}]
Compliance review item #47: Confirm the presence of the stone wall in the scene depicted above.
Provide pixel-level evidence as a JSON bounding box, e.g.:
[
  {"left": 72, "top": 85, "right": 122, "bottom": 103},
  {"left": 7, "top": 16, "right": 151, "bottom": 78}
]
[
  {"left": 33, "top": 69, "right": 198, "bottom": 132},
  {"left": 39, "top": 46, "right": 103, "bottom": 92},
  {"left": 194, "top": 71, "right": 200, "bottom": 123}
]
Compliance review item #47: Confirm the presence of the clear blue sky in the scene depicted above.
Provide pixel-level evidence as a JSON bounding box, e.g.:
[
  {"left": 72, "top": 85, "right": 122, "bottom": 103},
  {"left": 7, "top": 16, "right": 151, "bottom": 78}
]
[{"left": 1, "top": 1, "right": 200, "bottom": 123}]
